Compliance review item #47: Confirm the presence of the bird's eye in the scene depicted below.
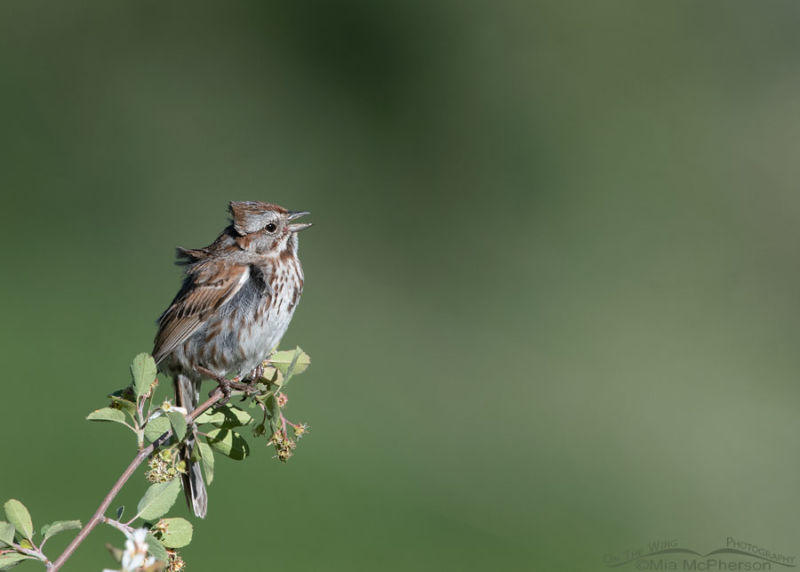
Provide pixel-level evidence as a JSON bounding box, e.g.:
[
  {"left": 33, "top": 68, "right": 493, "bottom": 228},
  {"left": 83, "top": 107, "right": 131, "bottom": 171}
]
[{"left": 266, "top": 223, "right": 277, "bottom": 233}]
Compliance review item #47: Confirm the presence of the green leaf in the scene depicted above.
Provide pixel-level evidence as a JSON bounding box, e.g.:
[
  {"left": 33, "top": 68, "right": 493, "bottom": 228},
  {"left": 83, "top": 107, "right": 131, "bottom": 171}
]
[
  {"left": 206, "top": 428, "right": 250, "bottom": 460},
  {"left": 86, "top": 407, "right": 128, "bottom": 425},
  {"left": 105, "top": 542, "right": 124, "bottom": 563},
  {"left": 130, "top": 353, "right": 157, "bottom": 399},
  {"left": 259, "top": 365, "right": 282, "bottom": 386},
  {"left": 221, "top": 406, "right": 252, "bottom": 428},
  {"left": 196, "top": 440, "right": 215, "bottom": 485},
  {"left": 194, "top": 409, "right": 224, "bottom": 425},
  {"left": 144, "top": 416, "right": 171, "bottom": 443},
  {"left": 267, "top": 394, "right": 281, "bottom": 424},
  {"left": 0, "top": 553, "right": 33, "bottom": 570},
  {"left": 269, "top": 347, "right": 310, "bottom": 377},
  {"left": 195, "top": 404, "right": 252, "bottom": 428},
  {"left": 167, "top": 411, "right": 187, "bottom": 441},
  {"left": 136, "top": 479, "right": 181, "bottom": 520},
  {"left": 145, "top": 532, "right": 169, "bottom": 563},
  {"left": 3, "top": 500, "right": 32, "bottom": 541},
  {"left": 154, "top": 517, "right": 193, "bottom": 548},
  {"left": 41, "top": 520, "right": 81, "bottom": 541},
  {"left": 0, "top": 522, "right": 14, "bottom": 547},
  {"left": 108, "top": 389, "right": 138, "bottom": 418}
]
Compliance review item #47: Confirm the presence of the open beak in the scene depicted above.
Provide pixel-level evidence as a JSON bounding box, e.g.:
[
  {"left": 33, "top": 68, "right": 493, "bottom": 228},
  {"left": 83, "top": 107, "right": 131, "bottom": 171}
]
[{"left": 287, "top": 211, "right": 312, "bottom": 232}]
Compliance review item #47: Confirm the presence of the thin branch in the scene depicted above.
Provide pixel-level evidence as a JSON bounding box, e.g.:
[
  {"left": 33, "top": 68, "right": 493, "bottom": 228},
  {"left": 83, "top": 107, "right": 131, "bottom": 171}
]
[
  {"left": 48, "top": 389, "right": 225, "bottom": 571},
  {"left": 102, "top": 517, "right": 133, "bottom": 536},
  {"left": 10, "top": 544, "right": 47, "bottom": 565}
]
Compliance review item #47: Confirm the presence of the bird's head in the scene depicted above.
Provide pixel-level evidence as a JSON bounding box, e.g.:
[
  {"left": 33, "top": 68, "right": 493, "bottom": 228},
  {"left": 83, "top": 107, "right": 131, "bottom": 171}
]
[{"left": 229, "top": 201, "right": 312, "bottom": 255}]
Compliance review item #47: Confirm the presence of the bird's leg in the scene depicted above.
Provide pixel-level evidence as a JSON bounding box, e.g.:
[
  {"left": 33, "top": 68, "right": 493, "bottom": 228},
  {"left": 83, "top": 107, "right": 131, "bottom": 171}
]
[
  {"left": 233, "top": 364, "right": 265, "bottom": 402},
  {"left": 197, "top": 366, "right": 258, "bottom": 405},
  {"left": 196, "top": 366, "right": 237, "bottom": 405}
]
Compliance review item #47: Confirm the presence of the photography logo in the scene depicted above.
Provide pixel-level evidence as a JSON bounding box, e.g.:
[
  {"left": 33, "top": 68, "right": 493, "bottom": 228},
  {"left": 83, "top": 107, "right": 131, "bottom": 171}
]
[{"left": 604, "top": 537, "right": 795, "bottom": 570}]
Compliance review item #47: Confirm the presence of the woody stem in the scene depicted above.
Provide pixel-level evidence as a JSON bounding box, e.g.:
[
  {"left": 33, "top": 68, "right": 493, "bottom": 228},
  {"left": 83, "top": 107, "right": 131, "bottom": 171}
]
[{"left": 48, "top": 389, "right": 225, "bottom": 571}]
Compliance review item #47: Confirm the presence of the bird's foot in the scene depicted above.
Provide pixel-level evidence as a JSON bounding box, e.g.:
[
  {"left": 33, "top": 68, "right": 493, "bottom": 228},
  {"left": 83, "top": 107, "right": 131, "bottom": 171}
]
[
  {"left": 197, "top": 366, "right": 258, "bottom": 405},
  {"left": 197, "top": 366, "right": 236, "bottom": 405}
]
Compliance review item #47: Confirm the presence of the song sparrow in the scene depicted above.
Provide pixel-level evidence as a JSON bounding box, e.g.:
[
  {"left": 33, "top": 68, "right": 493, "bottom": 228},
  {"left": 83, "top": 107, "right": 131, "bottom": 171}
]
[{"left": 153, "top": 201, "right": 311, "bottom": 518}]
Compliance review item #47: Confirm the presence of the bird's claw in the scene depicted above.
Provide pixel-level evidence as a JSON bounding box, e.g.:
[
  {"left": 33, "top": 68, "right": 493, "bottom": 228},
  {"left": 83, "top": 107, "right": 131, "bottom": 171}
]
[
  {"left": 216, "top": 379, "right": 233, "bottom": 405},
  {"left": 197, "top": 366, "right": 235, "bottom": 404}
]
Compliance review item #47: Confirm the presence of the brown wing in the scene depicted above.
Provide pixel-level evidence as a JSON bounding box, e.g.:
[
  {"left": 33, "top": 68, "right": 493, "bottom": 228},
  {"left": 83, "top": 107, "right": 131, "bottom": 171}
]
[{"left": 153, "top": 259, "right": 249, "bottom": 364}]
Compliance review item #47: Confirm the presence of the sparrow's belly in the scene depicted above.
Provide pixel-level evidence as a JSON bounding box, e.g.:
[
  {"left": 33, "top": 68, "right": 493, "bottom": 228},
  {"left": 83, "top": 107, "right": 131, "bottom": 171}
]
[{"left": 166, "top": 263, "right": 302, "bottom": 379}]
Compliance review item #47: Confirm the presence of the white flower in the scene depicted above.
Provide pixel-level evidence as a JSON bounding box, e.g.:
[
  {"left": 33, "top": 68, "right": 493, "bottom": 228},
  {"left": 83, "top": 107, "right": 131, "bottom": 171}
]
[
  {"left": 161, "top": 400, "right": 188, "bottom": 415},
  {"left": 149, "top": 400, "right": 189, "bottom": 420},
  {"left": 102, "top": 528, "right": 156, "bottom": 572}
]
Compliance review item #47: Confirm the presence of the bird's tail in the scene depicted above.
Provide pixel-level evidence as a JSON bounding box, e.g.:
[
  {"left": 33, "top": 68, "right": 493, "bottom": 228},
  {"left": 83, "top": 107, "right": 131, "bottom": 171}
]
[{"left": 175, "top": 373, "right": 207, "bottom": 518}]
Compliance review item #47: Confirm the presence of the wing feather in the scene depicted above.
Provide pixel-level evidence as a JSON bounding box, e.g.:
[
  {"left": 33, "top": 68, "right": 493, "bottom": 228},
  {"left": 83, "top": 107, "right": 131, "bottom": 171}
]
[{"left": 153, "top": 260, "right": 249, "bottom": 364}]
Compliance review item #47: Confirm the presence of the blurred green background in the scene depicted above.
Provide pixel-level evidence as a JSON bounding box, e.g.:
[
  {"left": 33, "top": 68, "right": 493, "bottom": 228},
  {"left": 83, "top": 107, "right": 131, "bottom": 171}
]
[{"left": 2, "top": 1, "right": 800, "bottom": 570}]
